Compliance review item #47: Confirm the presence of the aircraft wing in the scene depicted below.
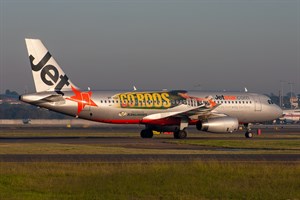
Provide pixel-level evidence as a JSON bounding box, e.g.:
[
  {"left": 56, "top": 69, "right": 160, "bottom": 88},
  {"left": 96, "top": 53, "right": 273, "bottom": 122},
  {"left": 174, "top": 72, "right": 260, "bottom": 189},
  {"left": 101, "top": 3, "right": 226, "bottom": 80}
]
[{"left": 143, "top": 102, "right": 220, "bottom": 121}]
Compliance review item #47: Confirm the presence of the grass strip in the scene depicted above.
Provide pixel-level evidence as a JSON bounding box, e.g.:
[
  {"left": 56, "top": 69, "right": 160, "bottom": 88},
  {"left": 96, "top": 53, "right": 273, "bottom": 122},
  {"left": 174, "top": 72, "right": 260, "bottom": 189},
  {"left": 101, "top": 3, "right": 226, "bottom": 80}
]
[
  {"left": 0, "top": 162, "right": 299, "bottom": 200},
  {"left": 1, "top": 142, "right": 299, "bottom": 155},
  {"left": 171, "top": 140, "right": 300, "bottom": 150}
]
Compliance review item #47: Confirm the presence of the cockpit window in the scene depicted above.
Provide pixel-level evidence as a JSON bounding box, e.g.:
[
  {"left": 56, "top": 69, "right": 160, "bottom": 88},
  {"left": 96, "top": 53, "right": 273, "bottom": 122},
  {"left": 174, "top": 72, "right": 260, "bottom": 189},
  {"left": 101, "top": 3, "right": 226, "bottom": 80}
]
[{"left": 267, "top": 100, "right": 274, "bottom": 104}]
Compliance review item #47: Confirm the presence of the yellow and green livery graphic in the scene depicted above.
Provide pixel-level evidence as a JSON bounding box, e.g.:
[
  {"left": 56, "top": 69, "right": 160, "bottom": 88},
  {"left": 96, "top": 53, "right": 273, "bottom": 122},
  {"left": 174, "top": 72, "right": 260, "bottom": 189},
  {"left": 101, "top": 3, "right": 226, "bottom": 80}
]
[
  {"left": 116, "top": 92, "right": 171, "bottom": 109},
  {"left": 114, "top": 90, "right": 190, "bottom": 109}
]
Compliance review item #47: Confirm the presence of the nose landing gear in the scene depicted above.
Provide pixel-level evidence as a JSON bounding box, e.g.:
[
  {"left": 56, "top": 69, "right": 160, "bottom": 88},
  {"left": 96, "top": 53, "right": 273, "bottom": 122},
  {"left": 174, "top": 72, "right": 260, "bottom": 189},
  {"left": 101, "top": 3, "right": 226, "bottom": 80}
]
[
  {"left": 244, "top": 123, "right": 253, "bottom": 138},
  {"left": 245, "top": 131, "right": 253, "bottom": 138}
]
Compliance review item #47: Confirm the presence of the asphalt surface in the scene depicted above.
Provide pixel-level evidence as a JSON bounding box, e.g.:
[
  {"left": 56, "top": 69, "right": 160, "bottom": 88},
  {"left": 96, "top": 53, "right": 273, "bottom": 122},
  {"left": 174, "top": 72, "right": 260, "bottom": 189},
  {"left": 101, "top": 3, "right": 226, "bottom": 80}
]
[
  {"left": 0, "top": 154, "right": 299, "bottom": 162},
  {"left": 0, "top": 126, "right": 299, "bottom": 162}
]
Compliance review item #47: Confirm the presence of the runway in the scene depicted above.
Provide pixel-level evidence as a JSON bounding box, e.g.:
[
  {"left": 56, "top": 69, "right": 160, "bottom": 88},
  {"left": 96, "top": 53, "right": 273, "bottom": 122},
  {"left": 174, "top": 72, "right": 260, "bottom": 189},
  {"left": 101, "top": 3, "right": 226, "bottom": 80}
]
[
  {"left": 0, "top": 154, "right": 299, "bottom": 162},
  {"left": 0, "top": 126, "right": 299, "bottom": 162}
]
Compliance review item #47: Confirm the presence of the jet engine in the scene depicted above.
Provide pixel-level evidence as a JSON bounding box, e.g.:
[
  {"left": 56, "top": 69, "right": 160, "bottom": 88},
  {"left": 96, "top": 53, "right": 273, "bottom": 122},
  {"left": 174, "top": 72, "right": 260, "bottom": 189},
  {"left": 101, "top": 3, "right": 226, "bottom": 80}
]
[{"left": 196, "top": 117, "right": 239, "bottom": 133}]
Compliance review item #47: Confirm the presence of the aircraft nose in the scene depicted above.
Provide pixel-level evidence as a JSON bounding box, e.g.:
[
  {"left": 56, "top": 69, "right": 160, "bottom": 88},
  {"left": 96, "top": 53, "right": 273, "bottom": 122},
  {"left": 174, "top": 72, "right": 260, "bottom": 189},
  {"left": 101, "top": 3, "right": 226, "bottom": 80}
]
[{"left": 273, "top": 105, "right": 283, "bottom": 119}]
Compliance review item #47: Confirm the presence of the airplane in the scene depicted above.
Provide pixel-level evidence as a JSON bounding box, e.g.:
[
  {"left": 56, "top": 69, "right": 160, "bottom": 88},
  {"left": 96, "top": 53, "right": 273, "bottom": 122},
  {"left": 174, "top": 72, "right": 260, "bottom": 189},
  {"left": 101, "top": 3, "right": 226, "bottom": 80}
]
[
  {"left": 278, "top": 109, "right": 300, "bottom": 124},
  {"left": 20, "top": 39, "right": 283, "bottom": 139}
]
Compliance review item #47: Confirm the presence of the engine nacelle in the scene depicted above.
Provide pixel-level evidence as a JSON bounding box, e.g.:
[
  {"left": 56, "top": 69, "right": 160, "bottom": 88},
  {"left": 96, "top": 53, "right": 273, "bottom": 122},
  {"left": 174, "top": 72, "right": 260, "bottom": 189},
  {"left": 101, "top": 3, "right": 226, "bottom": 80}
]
[{"left": 196, "top": 117, "right": 239, "bottom": 133}]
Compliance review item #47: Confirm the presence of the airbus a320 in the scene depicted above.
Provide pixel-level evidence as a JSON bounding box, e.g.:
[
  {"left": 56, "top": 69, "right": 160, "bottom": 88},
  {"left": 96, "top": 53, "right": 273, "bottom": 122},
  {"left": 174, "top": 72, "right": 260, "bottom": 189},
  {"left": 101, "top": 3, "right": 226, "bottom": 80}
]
[{"left": 20, "top": 39, "right": 282, "bottom": 139}]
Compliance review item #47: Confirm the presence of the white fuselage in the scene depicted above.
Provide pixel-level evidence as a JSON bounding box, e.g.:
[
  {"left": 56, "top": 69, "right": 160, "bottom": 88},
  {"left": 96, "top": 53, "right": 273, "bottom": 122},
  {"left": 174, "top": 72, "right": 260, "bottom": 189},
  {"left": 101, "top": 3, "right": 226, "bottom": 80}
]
[{"left": 21, "top": 90, "right": 282, "bottom": 126}]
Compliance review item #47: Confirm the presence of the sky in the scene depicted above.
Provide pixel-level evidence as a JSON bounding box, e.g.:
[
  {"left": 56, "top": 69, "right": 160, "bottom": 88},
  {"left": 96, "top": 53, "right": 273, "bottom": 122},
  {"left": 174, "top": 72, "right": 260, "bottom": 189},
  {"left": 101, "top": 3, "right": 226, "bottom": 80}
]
[{"left": 0, "top": 0, "right": 299, "bottom": 95}]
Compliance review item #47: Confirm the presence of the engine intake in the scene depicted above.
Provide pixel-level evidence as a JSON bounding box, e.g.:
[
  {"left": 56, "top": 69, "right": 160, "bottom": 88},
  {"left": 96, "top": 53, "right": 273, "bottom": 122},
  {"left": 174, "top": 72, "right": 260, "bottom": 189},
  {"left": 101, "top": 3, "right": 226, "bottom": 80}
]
[{"left": 196, "top": 117, "right": 239, "bottom": 133}]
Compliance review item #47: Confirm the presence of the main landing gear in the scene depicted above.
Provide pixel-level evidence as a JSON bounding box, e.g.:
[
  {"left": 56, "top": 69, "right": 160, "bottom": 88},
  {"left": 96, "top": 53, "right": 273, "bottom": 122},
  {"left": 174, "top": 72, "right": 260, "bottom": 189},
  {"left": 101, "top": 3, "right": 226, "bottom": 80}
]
[
  {"left": 140, "top": 128, "right": 188, "bottom": 139},
  {"left": 173, "top": 129, "right": 188, "bottom": 139},
  {"left": 140, "top": 129, "right": 154, "bottom": 138},
  {"left": 174, "top": 118, "right": 189, "bottom": 139},
  {"left": 141, "top": 118, "right": 189, "bottom": 139}
]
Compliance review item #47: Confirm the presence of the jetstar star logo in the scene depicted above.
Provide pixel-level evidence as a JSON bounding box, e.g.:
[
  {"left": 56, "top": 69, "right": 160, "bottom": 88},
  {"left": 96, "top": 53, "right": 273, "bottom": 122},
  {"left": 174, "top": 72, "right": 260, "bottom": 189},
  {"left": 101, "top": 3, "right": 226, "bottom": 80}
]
[
  {"left": 66, "top": 86, "right": 97, "bottom": 114},
  {"left": 208, "top": 99, "right": 217, "bottom": 108}
]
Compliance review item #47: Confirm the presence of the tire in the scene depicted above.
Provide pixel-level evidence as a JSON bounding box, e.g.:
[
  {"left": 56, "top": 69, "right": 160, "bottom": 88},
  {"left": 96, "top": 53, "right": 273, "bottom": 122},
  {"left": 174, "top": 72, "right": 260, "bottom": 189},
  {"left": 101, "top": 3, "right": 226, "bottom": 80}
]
[
  {"left": 178, "top": 130, "right": 187, "bottom": 139},
  {"left": 140, "top": 129, "right": 147, "bottom": 138},
  {"left": 245, "top": 132, "right": 253, "bottom": 138},
  {"left": 140, "top": 129, "right": 153, "bottom": 138},
  {"left": 248, "top": 132, "right": 253, "bottom": 138},
  {"left": 173, "top": 131, "right": 179, "bottom": 139},
  {"left": 174, "top": 130, "right": 187, "bottom": 139},
  {"left": 146, "top": 129, "right": 154, "bottom": 138}
]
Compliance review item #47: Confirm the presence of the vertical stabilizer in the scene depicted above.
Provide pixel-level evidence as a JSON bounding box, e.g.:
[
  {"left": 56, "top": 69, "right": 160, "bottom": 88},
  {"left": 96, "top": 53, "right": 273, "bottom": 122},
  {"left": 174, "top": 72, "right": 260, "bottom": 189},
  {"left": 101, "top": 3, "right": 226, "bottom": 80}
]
[{"left": 25, "top": 38, "right": 77, "bottom": 92}]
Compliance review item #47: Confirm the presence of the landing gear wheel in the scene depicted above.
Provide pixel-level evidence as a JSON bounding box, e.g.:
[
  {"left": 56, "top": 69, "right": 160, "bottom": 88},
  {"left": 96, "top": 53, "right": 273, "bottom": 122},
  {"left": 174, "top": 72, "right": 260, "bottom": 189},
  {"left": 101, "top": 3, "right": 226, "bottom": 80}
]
[
  {"left": 140, "top": 129, "right": 153, "bottom": 138},
  {"left": 245, "top": 131, "right": 253, "bottom": 138},
  {"left": 174, "top": 131, "right": 179, "bottom": 139},
  {"left": 174, "top": 129, "right": 187, "bottom": 139},
  {"left": 140, "top": 130, "right": 147, "bottom": 138}
]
